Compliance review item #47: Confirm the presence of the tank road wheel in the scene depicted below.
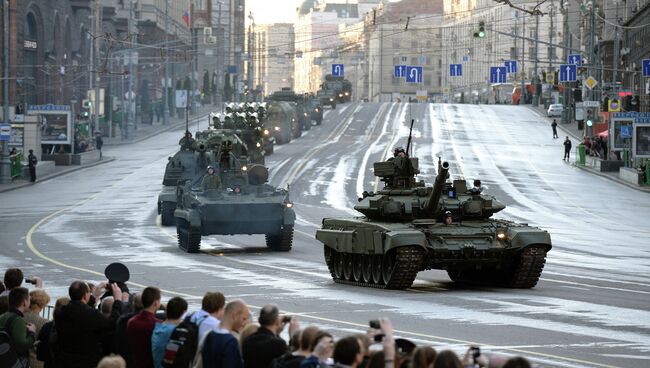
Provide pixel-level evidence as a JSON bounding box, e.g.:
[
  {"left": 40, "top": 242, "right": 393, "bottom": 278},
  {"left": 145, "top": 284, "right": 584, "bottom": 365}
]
[
  {"left": 371, "top": 255, "right": 383, "bottom": 285},
  {"left": 352, "top": 255, "right": 364, "bottom": 282},
  {"left": 506, "top": 246, "right": 548, "bottom": 288},
  {"left": 343, "top": 253, "right": 354, "bottom": 281},
  {"left": 361, "top": 255, "right": 373, "bottom": 283},
  {"left": 266, "top": 225, "right": 294, "bottom": 252},
  {"left": 334, "top": 252, "right": 345, "bottom": 280},
  {"left": 160, "top": 202, "right": 176, "bottom": 226},
  {"left": 381, "top": 247, "right": 424, "bottom": 290},
  {"left": 177, "top": 219, "right": 201, "bottom": 253},
  {"left": 324, "top": 246, "right": 336, "bottom": 279}
]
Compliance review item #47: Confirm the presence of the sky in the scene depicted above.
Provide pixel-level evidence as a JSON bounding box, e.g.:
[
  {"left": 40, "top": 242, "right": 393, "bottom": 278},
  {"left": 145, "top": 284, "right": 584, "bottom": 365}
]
[{"left": 245, "top": 0, "right": 304, "bottom": 24}]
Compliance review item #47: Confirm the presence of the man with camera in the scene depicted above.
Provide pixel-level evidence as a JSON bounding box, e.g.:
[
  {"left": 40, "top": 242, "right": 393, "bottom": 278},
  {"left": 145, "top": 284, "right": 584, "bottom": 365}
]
[
  {"left": 241, "top": 304, "right": 300, "bottom": 368},
  {"left": 1, "top": 268, "right": 43, "bottom": 296}
]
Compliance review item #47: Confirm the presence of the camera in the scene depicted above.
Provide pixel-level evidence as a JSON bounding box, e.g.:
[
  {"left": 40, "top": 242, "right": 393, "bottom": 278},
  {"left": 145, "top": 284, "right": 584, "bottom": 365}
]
[
  {"left": 471, "top": 346, "right": 481, "bottom": 362},
  {"left": 281, "top": 315, "right": 292, "bottom": 323},
  {"left": 369, "top": 320, "right": 380, "bottom": 329},
  {"left": 25, "top": 278, "right": 37, "bottom": 285}
]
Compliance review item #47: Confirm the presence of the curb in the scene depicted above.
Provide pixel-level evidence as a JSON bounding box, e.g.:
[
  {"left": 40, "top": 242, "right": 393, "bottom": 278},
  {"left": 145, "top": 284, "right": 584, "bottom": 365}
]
[
  {"left": 572, "top": 163, "right": 650, "bottom": 193},
  {"left": 104, "top": 112, "right": 211, "bottom": 146},
  {"left": 0, "top": 157, "right": 116, "bottom": 193}
]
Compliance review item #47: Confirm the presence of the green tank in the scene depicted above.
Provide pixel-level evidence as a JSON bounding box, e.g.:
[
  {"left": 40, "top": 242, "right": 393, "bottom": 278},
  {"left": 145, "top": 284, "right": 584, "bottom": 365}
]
[
  {"left": 174, "top": 128, "right": 295, "bottom": 253},
  {"left": 315, "top": 133, "right": 551, "bottom": 290}
]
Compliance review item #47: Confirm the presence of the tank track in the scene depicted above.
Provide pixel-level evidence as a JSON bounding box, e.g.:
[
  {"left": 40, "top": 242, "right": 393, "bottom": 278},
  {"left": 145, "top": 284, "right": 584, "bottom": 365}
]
[
  {"left": 160, "top": 202, "right": 176, "bottom": 226},
  {"left": 507, "top": 246, "right": 547, "bottom": 288},
  {"left": 266, "top": 225, "right": 294, "bottom": 252},
  {"left": 324, "top": 246, "right": 422, "bottom": 290},
  {"left": 177, "top": 219, "right": 201, "bottom": 253}
]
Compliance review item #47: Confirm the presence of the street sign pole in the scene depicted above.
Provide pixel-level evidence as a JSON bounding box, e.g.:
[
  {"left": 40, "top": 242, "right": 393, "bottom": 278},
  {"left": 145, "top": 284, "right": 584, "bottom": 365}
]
[{"left": 1, "top": 0, "right": 11, "bottom": 184}]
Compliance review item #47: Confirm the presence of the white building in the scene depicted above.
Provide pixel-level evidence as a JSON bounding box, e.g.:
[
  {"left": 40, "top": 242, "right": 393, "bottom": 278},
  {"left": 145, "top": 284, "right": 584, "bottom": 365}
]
[{"left": 253, "top": 23, "right": 295, "bottom": 96}]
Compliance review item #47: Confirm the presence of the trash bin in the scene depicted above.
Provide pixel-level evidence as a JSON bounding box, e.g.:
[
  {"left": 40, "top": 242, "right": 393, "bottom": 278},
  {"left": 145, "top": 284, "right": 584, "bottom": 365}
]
[{"left": 578, "top": 143, "right": 586, "bottom": 165}]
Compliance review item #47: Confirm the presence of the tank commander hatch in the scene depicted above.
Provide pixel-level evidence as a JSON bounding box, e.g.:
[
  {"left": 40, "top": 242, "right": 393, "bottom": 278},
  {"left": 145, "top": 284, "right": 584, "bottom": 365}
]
[
  {"left": 469, "top": 179, "right": 483, "bottom": 194},
  {"left": 179, "top": 131, "right": 196, "bottom": 150},
  {"left": 201, "top": 165, "right": 221, "bottom": 191}
]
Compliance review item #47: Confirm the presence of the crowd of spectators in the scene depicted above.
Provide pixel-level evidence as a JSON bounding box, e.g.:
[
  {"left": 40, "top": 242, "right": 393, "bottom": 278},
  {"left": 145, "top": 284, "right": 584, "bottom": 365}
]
[{"left": 1, "top": 267, "right": 535, "bottom": 368}]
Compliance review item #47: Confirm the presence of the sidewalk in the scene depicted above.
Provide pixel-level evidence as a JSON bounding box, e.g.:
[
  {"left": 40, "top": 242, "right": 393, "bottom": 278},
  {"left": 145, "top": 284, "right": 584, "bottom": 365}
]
[
  {"left": 0, "top": 106, "right": 215, "bottom": 193},
  {"left": 526, "top": 104, "right": 650, "bottom": 193}
]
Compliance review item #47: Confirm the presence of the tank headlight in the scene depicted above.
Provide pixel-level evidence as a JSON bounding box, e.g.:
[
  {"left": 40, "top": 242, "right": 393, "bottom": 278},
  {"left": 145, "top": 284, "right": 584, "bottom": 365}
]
[
  {"left": 263, "top": 129, "right": 270, "bottom": 135},
  {"left": 338, "top": 94, "right": 343, "bottom": 97},
  {"left": 329, "top": 98, "right": 334, "bottom": 102},
  {"left": 241, "top": 165, "right": 248, "bottom": 172},
  {"left": 256, "top": 142, "right": 261, "bottom": 148},
  {"left": 284, "top": 202, "right": 294, "bottom": 208},
  {"left": 274, "top": 126, "right": 280, "bottom": 131},
  {"left": 496, "top": 230, "right": 507, "bottom": 241},
  {"left": 345, "top": 92, "right": 349, "bottom": 96},
  {"left": 314, "top": 108, "right": 319, "bottom": 112},
  {"left": 304, "top": 112, "right": 308, "bottom": 117}
]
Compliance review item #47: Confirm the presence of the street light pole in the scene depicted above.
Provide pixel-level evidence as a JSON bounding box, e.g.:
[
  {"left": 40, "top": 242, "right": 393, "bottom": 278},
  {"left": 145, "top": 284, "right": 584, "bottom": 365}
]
[
  {"left": 532, "top": 12, "right": 539, "bottom": 107},
  {"left": 1, "top": 0, "right": 11, "bottom": 184},
  {"left": 163, "top": 0, "right": 169, "bottom": 125}
]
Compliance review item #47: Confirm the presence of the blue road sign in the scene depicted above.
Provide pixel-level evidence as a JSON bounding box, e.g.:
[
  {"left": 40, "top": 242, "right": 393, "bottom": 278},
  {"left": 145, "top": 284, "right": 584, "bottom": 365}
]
[
  {"left": 0, "top": 123, "right": 11, "bottom": 141},
  {"left": 332, "top": 64, "right": 344, "bottom": 77},
  {"left": 568, "top": 54, "right": 582, "bottom": 65},
  {"left": 489, "top": 66, "right": 507, "bottom": 84},
  {"left": 406, "top": 66, "right": 423, "bottom": 83},
  {"left": 449, "top": 64, "right": 462, "bottom": 77},
  {"left": 559, "top": 64, "right": 577, "bottom": 82},
  {"left": 394, "top": 65, "right": 406, "bottom": 78},
  {"left": 504, "top": 60, "right": 517, "bottom": 73},
  {"left": 643, "top": 59, "right": 650, "bottom": 77}
]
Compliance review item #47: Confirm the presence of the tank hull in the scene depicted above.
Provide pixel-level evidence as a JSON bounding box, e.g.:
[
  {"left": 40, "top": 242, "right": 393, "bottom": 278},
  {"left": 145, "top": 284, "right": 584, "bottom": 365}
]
[{"left": 315, "top": 217, "right": 551, "bottom": 290}]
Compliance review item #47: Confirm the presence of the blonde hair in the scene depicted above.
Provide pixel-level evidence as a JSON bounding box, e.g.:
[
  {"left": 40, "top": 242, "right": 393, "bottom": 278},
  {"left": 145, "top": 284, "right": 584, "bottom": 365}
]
[
  {"left": 29, "top": 288, "right": 50, "bottom": 311},
  {"left": 239, "top": 323, "right": 259, "bottom": 349},
  {"left": 97, "top": 355, "right": 126, "bottom": 368}
]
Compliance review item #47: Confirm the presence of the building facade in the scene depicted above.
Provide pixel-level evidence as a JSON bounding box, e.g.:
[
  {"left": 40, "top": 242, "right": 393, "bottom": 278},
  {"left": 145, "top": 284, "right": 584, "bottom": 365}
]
[{"left": 252, "top": 23, "right": 295, "bottom": 96}]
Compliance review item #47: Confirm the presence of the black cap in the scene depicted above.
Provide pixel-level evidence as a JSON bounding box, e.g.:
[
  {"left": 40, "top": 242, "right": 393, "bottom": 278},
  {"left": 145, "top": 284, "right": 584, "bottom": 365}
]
[
  {"left": 395, "top": 338, "right": 416, "bottom": 354},
  {"left": 104, "top": 262, "right": 130, "bottom": 283}
]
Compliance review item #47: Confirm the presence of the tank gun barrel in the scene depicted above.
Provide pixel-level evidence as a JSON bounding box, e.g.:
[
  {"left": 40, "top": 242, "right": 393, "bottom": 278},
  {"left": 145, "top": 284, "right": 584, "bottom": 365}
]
[{"left": 424, "top": 161, "right": 449, "bottom": 215}]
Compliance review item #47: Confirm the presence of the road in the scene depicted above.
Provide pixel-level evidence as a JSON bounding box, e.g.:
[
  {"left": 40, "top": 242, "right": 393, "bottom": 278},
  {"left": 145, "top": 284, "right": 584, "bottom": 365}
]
[{"left": 1, "top": 103, "right": 649, "bottom": 368}]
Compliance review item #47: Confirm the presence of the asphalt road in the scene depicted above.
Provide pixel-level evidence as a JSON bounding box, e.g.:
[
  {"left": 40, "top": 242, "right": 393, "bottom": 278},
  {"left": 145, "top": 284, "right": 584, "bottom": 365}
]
[{"left": 1, "top": 103, "right": 649, "bottom": 368}]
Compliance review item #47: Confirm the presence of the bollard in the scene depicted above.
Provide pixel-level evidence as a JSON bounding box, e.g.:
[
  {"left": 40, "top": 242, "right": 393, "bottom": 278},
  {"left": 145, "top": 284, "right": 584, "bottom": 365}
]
[
  {"left": 577, "top": 143, "right": 586, "bottom": 165},
  {"left": 623, "top": 149, "right": 629, "bottom": 167}
]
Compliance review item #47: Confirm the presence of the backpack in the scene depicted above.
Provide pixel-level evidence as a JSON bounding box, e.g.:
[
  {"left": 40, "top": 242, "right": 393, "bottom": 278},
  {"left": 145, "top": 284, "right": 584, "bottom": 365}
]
[
  {"left": 162, "top": 313, "right": 207, "bottom": 368},
  {"left": 0, "top": 314, "right": 24, "bottom": 368}
]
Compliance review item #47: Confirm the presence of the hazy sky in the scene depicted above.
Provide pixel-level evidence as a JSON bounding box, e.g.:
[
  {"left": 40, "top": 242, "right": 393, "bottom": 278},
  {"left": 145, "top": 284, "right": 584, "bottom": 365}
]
[{"left": 246, "top": 0, "right": 304, "bottom": 24}]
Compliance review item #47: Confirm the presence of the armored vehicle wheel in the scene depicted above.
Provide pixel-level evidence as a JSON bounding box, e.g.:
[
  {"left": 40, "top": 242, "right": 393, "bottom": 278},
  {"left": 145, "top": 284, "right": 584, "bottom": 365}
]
[
  {"left": 160, "top": 202, "right": 175, "bottom": 226},
  {"left": 324, "top": 246, "right": 336, "bottom": 279},
  {"left": 316, "top": 118, "right": 322, "bottom": 126},
  {"left": 352, "top": 255, "right": 363, "bottom": 282},
  {"left": 177, "top": 219, "right": 201, "bottom": 253},
  {"left": 371, "top": 255, "right": 383, "bottom": 285},
  {"left": 343, "top": 253, "right": 353, "bottom": 281},
  {"left": 380, "top": 247, "right": 423, "bottom": 290},
  {"left": 361, "top": 255, "right": 373, "bottom": 283},
  {"left": 266, "top": 225, "right": 294, "bottom": 251},
  {"left": 505, "top": 246, "right": 548, "bottom": 288},
  {"left": 334, "top": 252, "right": 345, "bottom": 279}
]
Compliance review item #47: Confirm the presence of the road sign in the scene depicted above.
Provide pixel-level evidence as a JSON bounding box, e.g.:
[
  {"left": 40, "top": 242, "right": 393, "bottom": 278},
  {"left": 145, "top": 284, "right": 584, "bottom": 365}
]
[
  {"left": 489, "top": 66, "right": 506, "bottom": 84},
  {"left": 585, "top": 76, "right": 598, "bottom": 90},
  {"left": 559, "top": 64, "right": 577, "bottom": 82},
  {"left": 175, "top": 90, "right": 188, "bottom": 108},
  {"left": 546, "top": 70, "right": 555, "bottom": 83},
  {"left": 643, "top": 59, "right": 650, "bottom": 77},
  {"left": 449, "top": 64, "right": 462, "bottom": 77},
  {"left": 608, "top": 98, "right": 621, "bottom": 112},
  {"left": 405, "top": 66, "right": 423, "bottom": 83},
  {"left": 332, "top": 64, "right": 344, "bottom": 77},
  {"left": 394, "top": 65, "right": 406, "bottom": 78},
  {"left": 416, "top": 90, "right": 428, "bottom": 101},
  {"left": 568, "top": 54, "right": 582, "bottom": 65},
  {"left": 583, "top": 100, "right": 600, "bottom": 107},
  {"left": 0, "top": 123, "right": 10, "bottom": 141},
  {"left": 504, "top": 60, "right": 517, "bottom": 73}
]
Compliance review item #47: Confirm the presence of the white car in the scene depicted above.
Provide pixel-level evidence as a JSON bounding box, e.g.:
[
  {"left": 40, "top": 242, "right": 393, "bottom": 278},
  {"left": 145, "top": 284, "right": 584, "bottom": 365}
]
[{"left": 547, "top": 104, "right": 564, "bottom": 117}]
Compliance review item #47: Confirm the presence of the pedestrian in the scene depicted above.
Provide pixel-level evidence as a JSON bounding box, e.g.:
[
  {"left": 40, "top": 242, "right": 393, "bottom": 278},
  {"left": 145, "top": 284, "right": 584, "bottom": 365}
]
[
  {"left": 0, "top": 287, "right": 37, "bottom": 367},
  {"left": 151, "top": 297, "right": 188, "bottom": 368},
  {"left": 28, "top": 149, "right": 38, "bottom": 182},
  {"left": 202, "top": 299, "right": 251, "bottom": 368},
  {"left": 241, "top": 304, "right": 300, "bottom": 368},
  {"left": 551, "top": 120, "right": 558, "bottom": 139},
  {"left": 24, "top": 288, "right": 51, "bottom": 368},
  {"left": 95, "top": 132, "right": 104, "bottom": 160},
  {"left": 126, "top": 286, "right": 162, "bottom": 368},
  {"left": 563, "top": 136, "right": 572, "bottom": 161}
]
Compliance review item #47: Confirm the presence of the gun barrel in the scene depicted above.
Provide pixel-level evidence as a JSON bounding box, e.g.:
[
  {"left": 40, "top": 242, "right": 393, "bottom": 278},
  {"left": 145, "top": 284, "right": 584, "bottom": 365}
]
[{"left": 425, "top": 161, "right": 450, "bottom": 215}]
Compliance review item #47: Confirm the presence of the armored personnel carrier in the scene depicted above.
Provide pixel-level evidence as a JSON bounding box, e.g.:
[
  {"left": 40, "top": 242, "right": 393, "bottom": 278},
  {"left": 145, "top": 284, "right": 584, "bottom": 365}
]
[
  {"left": 174, "top": 128, "right": 295, "bottom": 253},
  {"left": 315, "top": 127, "right": 552, "bottom": 290}
]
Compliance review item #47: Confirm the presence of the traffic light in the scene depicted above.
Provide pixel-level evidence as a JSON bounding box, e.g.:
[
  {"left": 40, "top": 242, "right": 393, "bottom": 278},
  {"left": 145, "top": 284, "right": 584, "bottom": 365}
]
[
  {"left": 81, "top": 99, "right": 92, "bottom": 119},
  {"left": 586, "top": 109, "right": 593, "bottom": 127},
  {"left": 474, "top": 21, "right": 486, "bottom": 38}
]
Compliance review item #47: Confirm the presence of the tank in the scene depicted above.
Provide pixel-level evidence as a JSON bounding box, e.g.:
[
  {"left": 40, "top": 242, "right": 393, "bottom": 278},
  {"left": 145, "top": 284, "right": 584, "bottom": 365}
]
[
  {"left": 315, "top": 130, "right": 552, "bottom": 290},
  {"left": 264, "top": 102, "right": 299, "bottom": 144},
  {"left": 322, "top": 74, "right": 352, "bottom": 103},
  {"left": 266, "top": 88, "right": 311, "bottom": 132},
  {"left": 174, "top": 129, "right": 295, "bottom": 253}
]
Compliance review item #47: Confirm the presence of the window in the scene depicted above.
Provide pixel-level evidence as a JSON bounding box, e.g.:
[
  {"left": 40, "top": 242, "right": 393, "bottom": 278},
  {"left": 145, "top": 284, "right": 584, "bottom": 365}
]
[
  {"left": 426, "top": 56, "right": 432, "bottom": 66},
  {"left": 411, "top": 57, "right": 417, "bottom": 65},
  {"left": 424, "top": 73, "right": 431, "bottom": 86}
]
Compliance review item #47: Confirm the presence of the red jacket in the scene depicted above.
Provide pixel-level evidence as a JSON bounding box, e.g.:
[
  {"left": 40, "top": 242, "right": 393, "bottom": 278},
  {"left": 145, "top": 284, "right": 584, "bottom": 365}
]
[{"left": 127, "top": 310, "right": 159, "bottom": 368}]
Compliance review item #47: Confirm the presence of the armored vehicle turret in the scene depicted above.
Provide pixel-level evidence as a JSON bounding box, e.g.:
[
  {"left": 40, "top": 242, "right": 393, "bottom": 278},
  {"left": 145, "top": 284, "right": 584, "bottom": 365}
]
[
  {"left": 174, "top": 129, "right": 295, "bottom": 253},
  {"left": 315, "top": 125, "right": 551, "bottom": 290}
]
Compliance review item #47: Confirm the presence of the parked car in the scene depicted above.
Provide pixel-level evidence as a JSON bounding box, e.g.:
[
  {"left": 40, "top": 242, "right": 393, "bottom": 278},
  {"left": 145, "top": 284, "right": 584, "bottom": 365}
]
[{"left": 547, "top": 104, "right": 564, "bottom": 117}]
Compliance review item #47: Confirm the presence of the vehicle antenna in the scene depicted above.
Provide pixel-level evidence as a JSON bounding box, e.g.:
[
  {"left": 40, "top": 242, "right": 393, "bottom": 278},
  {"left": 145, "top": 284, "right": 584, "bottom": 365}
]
[{"left": 405, "top": 118, "right": 415, "bottom": 157}]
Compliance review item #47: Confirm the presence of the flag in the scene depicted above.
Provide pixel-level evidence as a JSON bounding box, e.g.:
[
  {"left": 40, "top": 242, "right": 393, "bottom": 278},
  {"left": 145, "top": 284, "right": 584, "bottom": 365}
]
[{"left": 182, "top": 10, "right": 190, "bottom": 26}]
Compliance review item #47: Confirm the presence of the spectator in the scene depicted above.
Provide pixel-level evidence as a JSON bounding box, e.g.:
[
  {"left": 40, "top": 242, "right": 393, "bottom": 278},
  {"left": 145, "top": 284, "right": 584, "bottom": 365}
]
[
  {"left": 54, "top": 281, "right": 124, "bottom": 368},
  {"left": 24, "top": 288, "right": 50, "bottom": 368},
  {"left": 192, "top": 291, "right": 226, "bottom": 344},
  {"left": 433, "top": 350, "right": 463, "bottom": 368},
  {"left": 95, "top": 132, "right": 104, "bottom": 160},
  {"left": 115, "top": 293, "right": 143, "bottom": 366},
  {"left": 300, "top": 331, "right": 334, "bottom": 368},
  {"left": 502, "top": 356, "right": 531, "bottom": 368},
  {"left": 202, "top": 299, "right": 251, "bottom": 368},
  {"left": 0, "top": 295, "right": 8, "bottom": 315},
  {"left": 28, "top": 149, "right": 38, "bottom": 182},
  {"left": 242, "top": 304, "right": 300, "bottom": 368},
  {"left": 151, "top": 296, "right": 188, "bottom": 368},
  {"left": 2, "top": 268, "right": 43, "bottom": 296},
  {"left": 101, "top": 297, "right": 115, "bottom": 318},
  {"left": 238, "top": 323, "right": 259, "bottom": 350},
  {"left": 274, "top": 326, "right": 320, "bottom": 368},
  {"left": 0, "top": 287, "right": 37, "bottom": 366},
  {"left": 333, "top": 335, "right": 364, "bottom": 368},
  {"left": 0, "top": 279, "right": 5, "bottom": 294},
  {"left": 36, "top": 297, "right": 70, "bottom": 368},
  {"left": 411, "top": 346, "right": 436, "bottom": 368},
  {"left": 127, "top": 286, "right": 162, "bottom": 368},
  {"left": 97, "top": 355, "right": 127, "bottom": 368}
]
